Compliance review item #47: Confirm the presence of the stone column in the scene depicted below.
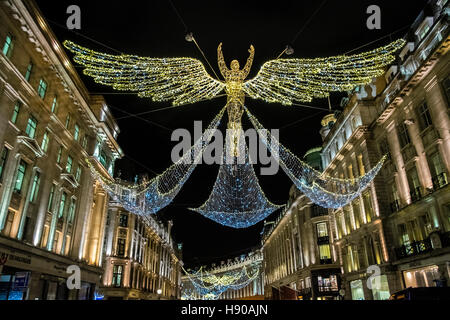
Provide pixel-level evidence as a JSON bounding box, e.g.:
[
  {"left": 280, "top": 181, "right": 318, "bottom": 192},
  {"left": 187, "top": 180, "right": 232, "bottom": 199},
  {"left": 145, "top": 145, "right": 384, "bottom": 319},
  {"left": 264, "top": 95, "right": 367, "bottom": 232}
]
[
  {"left": 0, "top": 153, "right": 21, "bottom": 231},
  {"left": 386, "top": 121, "right": 411, "bottom": 204},
  {"left": 404, "top": 104, "right": 433, "bottom": 189},
  {"left": 32, "top": 170, "right": 54, "bottom": 247},
  {"left": 18, "top": 167, "right": 41, "bottom": 240},
  {"left": 47, "top": 186, "right": 63, "bottom": 252},
  {"left": 72, "top": 169, "right": 95, "bottom": 261},
  {"left": 425, "top": 77, "right": 450, "bottom": 173},
  {"left": 86, "top": 187, "right": 107, "bottom": 265}
]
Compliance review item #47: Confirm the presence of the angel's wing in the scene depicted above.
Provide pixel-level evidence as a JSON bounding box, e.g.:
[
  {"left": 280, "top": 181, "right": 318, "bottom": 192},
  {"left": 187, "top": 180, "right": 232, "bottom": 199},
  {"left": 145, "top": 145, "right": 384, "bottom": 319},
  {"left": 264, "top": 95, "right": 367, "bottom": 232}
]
[
  {"left": 63, "top": 41, "right": 225, "bottom": 106},
  {"left": 243, "top": 39, "right": 405, "bottom": 105}
]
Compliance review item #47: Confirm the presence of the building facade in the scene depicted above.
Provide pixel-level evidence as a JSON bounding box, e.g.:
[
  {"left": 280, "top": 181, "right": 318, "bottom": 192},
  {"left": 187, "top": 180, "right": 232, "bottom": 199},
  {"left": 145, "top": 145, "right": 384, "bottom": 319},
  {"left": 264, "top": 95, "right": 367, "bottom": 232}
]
[
  {"left": 0, "top": 0, "right": 122, "bottom": 300},
  {"left": 100, "top": 192, "right": 182, "bottom": 300},
  {"left": 263, "top": 0, "right": 450, "bottom": 300},
  {"left": 262, "top": 148, "right": 342, "bottom": 300},
  {"left": 181, "top": 251, "right": 264, "bottom": 300}
]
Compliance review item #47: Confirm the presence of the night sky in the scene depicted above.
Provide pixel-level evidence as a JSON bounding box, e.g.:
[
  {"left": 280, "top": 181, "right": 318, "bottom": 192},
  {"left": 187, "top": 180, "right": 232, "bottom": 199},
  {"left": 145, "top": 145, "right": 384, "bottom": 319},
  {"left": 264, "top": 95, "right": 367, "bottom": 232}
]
[{"left": 35, "top": 0, "right": 428, "bottom": 268}]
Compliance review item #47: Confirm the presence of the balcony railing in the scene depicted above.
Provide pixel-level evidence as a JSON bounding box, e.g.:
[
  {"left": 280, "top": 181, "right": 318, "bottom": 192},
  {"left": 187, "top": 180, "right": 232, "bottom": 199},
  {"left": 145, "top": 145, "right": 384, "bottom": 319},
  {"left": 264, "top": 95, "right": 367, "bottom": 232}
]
[
  {"left": 410, "top": 187, "right": 422, "bottom": 203},
  {"left": 390, "top": 200, "right": 401, "bottom": 213},
  {"left": 317, "top": 236, "right": 330, "bottom": 244},
  {"left": 319, "top": 258, "right": 333, "bottom": 265},
  {"left": 432, "top": 172, "right": 448, "bottom": 190},
  {"left": 395, "top": 238, "right": 433, "bottom": 259}
]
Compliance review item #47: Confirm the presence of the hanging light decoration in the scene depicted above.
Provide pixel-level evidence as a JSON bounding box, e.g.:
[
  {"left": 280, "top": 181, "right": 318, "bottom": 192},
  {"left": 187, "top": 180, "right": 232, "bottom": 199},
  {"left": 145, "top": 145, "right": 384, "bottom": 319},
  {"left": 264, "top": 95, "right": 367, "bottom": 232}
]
[
  {"left": 89, "top": 107, "right": 226, "bottom": 215},
  {"left": 245, "top": 107, "right": 387, "bottom": 209},
  {"left": 64, "top": 38, "right": 404, "bottom": 222},
  {"left": 181, "top": 260, "right": 262, "bottom": 300},
  {"left": 190, "top": 129, "right": 283, "bottom": 228}
]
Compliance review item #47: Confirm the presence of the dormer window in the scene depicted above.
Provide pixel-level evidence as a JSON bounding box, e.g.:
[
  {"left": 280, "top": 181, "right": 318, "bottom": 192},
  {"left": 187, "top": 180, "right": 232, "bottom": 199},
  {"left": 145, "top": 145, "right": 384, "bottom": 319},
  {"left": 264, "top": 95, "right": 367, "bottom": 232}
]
[
  {"left": 25, "top": 62, "right": 33, "bottom": 82},
  {"left": 51, "top": 96, "right": 58, "bottom": 113},
  {"left": 415, "top": 17, "right": 434, "bottom": 42},
  {"left": 37, "top": 79, "right": 47, "bottom": 99},
  {"left": 25, "top": 115, "right": 38, "bottom": 139},
  {"left": 2, "top": 33, "right": 14, "bottom": 58}
]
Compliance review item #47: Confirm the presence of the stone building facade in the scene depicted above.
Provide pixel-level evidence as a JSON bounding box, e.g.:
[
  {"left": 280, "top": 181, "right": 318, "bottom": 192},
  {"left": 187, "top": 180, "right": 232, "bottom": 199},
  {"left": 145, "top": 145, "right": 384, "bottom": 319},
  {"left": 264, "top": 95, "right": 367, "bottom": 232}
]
[
  {"left": 0, "top": 0, "right": 122, "bottom": 300},
  {"left": 100, "top": 195, "right": 182, "bottom": 300},
  {"left": 262, "top": 148, "right": 342, "bottom": 300},
  {"left": 262, "top": 0, "right": 450, "bottom": 300}
]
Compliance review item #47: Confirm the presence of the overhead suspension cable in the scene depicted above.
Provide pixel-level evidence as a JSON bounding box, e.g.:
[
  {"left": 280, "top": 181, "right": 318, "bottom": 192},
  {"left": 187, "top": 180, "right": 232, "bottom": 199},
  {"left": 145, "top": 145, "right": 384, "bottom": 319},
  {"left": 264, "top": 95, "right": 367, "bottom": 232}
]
[
  {"left": 167, "top": 0, "right": 221, "bottom": 80},
  {"left": 276, "top": 0, "right": 328, "bottom": 58}
]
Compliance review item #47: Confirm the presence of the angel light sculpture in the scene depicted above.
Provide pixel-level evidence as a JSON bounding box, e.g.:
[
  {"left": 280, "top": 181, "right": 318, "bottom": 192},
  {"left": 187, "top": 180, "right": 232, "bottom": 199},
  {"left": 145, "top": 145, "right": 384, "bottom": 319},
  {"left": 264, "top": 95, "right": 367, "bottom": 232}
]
[{"left": 63, "top": 39, "right": 405, "bottom": 227}]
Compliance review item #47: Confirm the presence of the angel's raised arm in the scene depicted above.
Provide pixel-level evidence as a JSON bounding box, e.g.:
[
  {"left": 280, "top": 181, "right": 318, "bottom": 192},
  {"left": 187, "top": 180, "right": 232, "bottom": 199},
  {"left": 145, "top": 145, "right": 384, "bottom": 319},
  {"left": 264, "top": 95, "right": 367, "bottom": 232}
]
[
  {"left": 217, "top": 42, "right": 230, "bottom": 78},
  {"left": 242, "top": 45, "right": 255, "bottom": 78}
]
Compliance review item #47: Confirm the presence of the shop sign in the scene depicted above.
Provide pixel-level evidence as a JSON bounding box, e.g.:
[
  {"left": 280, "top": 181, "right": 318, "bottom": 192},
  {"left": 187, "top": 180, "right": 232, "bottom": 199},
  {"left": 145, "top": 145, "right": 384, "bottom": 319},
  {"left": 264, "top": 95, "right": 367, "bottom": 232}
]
[
  {"left": 0, "top": 251, "right": 31, "bottom": 265},
  {"left": 12, "top": 272, "right": 30, "bottom": 290}
]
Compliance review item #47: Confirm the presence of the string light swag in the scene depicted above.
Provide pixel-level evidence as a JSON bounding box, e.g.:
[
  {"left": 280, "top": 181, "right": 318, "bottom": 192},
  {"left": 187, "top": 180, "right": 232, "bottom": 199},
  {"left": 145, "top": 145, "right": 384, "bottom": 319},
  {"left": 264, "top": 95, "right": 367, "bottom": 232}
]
[
  {"left": 245, "top": 107, "right": 387, "bottom": 209},
  {"left": 89, "top": 107, "right": 226, "bottom": 215},
  {"left": 181, "top": 260, "right": 262, "bottom": 300}
]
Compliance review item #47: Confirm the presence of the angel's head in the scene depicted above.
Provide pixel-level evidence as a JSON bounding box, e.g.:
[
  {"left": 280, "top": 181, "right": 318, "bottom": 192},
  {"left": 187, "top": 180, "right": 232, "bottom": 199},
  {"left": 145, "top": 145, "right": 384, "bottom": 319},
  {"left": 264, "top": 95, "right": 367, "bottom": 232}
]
[{"left": 230, "top": 60, "right": 240, "bottom": 71}]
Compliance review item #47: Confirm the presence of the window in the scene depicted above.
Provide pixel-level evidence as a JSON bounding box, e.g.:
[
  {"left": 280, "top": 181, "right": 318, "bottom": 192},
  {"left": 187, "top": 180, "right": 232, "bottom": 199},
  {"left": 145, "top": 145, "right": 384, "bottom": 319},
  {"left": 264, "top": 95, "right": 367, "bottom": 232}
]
[
  {"left": 24, "top": 62, "right": 33, "bottom": 82},
  {"left": 316, "top": 222, "right": 328, "bottom": 238},
  {"left": 11, "top": 101, "right": 21, "bottom": 124},
  {"left": 66, "top": 155, "right": 73, "bottom": 173},
  {"left": 403, "top": 265, "right": 440, "bottom": 288},
  {"left": 398, "top": 223, "right": 410, "bottom": 246},
  {"left": 51, "top": 96, "right": 58, "bottom": 113},
  {"left": 0, "top": 147, "right": 8, "bottom": 182},
  {"left": 68, "top": 198, "right": 76, "bottom": 223},
  {"left": 65, "top": 114, "right": 71, "bottom": 129},
  {"left": 56, "top": 146, "right": 63, "bottom": 164},
  {"left": 421, "top": 213, "right": 433, "bottom": 238},
  {"left": 14, "top": 160, "right": 27, "bottom": 193},
  {"left": 37, "top": 79, "right": 47, "bottom": 99},
  {"left": 30, "top": 172, "right": 40, "bottom": 202},
  {"left": 99, "top": 150, "right": 107, "bottom": 168},
  {"left": 47, "top": 185, "right": 55, "bottom": 212},
  {"left": 117, "top": 238, "right": 126, "bottom": 257},
  {"left": 351, "top": 280, "right": 365, "bottom": 300},
  {"left": 417, "top": 102, "right": 433, "bottom": 131},
  {"left": 74, "top": 124, "right": 80, "bottom": 141},
  {"left": 317, "top": 275, "right": 338, "bottom": 292},
  {"left": 41, "top": 131, "right": 50, "bottom": 152},
  {"left": 58, "top": 192, "right": 67, "bottom": 218},
  {"left": 25, "top": 115, "right": 38, "bottom": 139},
  {"left": 407, "top": 167, "right": 421, "bottom": 200},
  {"left": 371, "top": 275, "right": 390, "bottom": 300},
  {"left": 319, "top": 244, "right": 331, "bottom": 262},
  {"left": 2, "top": 34, "right": 14, "bottom": 58},
  {"left": 82, "top": 135, "right": 88, "bottom": 149},
  {"left": 75, "top": 165, "right": 82, "bottom": 182},
  {"left": 119, "top": 214, "right": 128, "bottom": 227},
  {"left": 112, "top": 265, "right": 123, "bottom": 287},
  {"left": 398, "top": 123, "right": 411, "bottom": 148}
]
